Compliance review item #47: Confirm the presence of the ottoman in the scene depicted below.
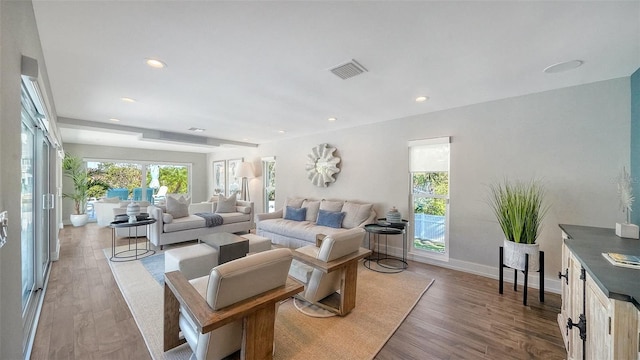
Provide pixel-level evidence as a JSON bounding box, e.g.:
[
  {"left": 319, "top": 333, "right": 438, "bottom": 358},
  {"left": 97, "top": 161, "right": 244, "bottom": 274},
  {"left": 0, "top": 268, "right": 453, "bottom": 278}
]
[
  {"left": 240, "top": 233, "right": 272, "bottom": 254},
  {"left": 164, "top": 243, "right": 218, "bottom": 280}
]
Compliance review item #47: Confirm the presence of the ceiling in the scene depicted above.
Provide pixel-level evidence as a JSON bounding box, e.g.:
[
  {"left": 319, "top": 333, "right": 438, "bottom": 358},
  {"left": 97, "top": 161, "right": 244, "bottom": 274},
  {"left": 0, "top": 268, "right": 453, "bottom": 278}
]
[{"left": 32, "top": 1, "right": 640, "bottom": 154}]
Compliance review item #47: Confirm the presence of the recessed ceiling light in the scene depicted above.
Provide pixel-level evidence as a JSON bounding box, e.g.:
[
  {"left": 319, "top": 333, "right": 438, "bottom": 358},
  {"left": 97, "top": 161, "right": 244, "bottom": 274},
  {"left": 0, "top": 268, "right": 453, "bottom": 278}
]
[
  {"left": 188, "top": 127, "right": 205, "bottom": 133},
  {"left": 278, "top": 130, "right": 286, "bottom": 134},
  {"left": 145, "top": 58, "right": 167, "bottom": 69},
  {"left": 543, "top": 60, "right": 584, "bottom": 74},
  {"left": 121, "top": 97, "right": 136, "bottom": 103},
  {"left": 243, "top": 138, "right": 249, "bottom": 141},
  {"left": 328, "top": 117, "right": 337, "bottom": 122},
  {"left": 109, "top": 118, "right": 120, "bottom": 122},
  {"left": 415, "top": 96, "right": 429, "bottom": 102}
]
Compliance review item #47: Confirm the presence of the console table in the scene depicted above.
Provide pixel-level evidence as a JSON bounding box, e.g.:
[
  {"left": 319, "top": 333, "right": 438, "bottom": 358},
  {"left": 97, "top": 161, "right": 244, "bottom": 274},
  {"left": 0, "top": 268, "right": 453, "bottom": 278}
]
[
  {"left": 557, "top": 224, "right": 640, "bottom": 359},
  {"left": 109, "top": 218, "right": 156, "bottom": 262}
]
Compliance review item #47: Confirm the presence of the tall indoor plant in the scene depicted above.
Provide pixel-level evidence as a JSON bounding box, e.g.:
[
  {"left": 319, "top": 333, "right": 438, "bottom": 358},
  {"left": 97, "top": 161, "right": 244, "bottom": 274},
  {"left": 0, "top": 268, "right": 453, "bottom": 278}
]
[
  {"left": 63, "top": 153, "right": 89, "bottom": 227},
  {"left": 488, "top": 179, "right": 549, "bottom": 271}
]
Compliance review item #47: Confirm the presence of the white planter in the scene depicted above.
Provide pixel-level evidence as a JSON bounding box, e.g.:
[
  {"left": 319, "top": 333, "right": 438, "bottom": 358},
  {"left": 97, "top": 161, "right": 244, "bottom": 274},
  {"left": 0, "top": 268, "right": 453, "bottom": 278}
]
[
  {"left": 70, "top": 214, "right": 89, "bottom": 227},
  {"left": 615, "top": 223, "right": 639, "bottom": 239},
  {"left": 503, "top": 239, "right": 540, "bottom": 272}
]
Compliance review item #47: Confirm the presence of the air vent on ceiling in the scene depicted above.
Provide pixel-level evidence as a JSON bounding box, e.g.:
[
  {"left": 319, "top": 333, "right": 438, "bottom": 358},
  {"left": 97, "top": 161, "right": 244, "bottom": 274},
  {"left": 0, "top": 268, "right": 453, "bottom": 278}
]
[{"left": 329, "top": 59, "right": 368, "bottom": 80}]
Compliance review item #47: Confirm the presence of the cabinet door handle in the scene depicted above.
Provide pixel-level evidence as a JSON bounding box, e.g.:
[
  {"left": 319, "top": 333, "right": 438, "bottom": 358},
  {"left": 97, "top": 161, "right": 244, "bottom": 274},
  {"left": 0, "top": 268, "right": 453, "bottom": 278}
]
[
  {"left": 567, "top": 314, "right": 587, "bottom": 341},
  {"left": 558, "top": 268, "right": 569, "bottom": 285}
]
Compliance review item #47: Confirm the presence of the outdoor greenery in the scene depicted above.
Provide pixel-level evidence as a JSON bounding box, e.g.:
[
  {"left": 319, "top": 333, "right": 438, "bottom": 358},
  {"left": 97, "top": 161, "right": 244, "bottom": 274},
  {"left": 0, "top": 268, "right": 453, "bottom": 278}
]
[
  {"left": 63, "top": 154, "right": 109, "bottom": 214},
  {"left": 266, "top": 161, "right": 276, "bottom": 201},
  {"left": 488, "top": 179, "right": 549, "bottom": 244},
  {"left": 86, "top": 162, "right": 188, "bottom": 199},
  {"left": 414, "top": 239, "right": 446, "bottom": 253},
  {"left": 145, "top": 166, "right": 188, "bottom": 194},
  {"left": 413, "top": 172, "right": 448, "bottom": 216}
]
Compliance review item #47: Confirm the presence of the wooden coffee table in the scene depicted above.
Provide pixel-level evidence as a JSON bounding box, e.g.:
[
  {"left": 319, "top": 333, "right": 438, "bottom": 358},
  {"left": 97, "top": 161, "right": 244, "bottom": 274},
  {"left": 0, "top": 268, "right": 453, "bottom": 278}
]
[{"left": 199, "top": 232, "right": 249, "bottom": 264}]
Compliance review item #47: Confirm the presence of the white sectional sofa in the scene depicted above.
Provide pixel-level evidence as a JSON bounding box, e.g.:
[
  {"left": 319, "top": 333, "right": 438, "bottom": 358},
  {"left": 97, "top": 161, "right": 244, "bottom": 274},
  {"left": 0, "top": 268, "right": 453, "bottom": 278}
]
[
  {"left": 255, "top": 198, "right": 376, "bottom": 248},
  {"left": 147, "top": 196, "right": 254, "bottom": 249}
]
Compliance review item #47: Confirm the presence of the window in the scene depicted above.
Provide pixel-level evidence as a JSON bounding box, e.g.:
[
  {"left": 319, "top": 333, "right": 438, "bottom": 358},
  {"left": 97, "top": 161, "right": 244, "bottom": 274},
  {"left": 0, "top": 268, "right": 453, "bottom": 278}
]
[
  {"left": 262, "top": 157, "right": 276, "bottom": 213},
  {"left": 409, "top": 137, "right": 450, "bottom": 259},
  {"left": 86, "top": 160, "right": 191, "bottom": 219}
]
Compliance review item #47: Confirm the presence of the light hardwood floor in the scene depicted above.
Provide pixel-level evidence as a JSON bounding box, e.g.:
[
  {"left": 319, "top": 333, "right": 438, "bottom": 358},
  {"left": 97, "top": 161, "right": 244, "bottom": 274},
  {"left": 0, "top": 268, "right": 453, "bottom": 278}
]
[{"left": 31, "top": 224, "right": 566, "bottom": 359}]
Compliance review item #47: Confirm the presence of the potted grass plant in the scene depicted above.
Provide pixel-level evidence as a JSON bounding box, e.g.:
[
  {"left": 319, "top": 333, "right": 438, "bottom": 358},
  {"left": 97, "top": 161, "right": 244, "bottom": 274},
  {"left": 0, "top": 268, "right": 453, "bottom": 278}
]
[
  {"left": 488, "top": 179, "right": 549, "bottom": 271},
  {"left": 63, "top": 153, "right": 90, "bottom": 227}
]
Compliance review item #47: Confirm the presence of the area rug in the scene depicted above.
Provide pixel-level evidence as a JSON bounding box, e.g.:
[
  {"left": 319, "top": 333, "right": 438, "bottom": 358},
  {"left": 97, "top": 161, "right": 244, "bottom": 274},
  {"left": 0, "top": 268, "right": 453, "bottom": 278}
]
[{"left": 104, "top": 247, "right": 434, "bottom": 360}]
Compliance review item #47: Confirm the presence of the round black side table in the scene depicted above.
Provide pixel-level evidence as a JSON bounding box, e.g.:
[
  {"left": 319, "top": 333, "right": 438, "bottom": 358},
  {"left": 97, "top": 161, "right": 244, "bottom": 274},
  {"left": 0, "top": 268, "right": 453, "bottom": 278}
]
[
  {"left": 109, "top": 218, "right": 156, "bottom": 262},
  {"left": 364, "top": 219, "right": 408, "bottom": 273}
]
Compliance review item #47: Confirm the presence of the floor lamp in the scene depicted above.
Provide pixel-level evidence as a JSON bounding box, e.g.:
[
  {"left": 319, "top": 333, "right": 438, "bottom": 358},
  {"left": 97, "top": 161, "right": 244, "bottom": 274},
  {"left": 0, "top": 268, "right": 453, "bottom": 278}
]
[{"left": 235, "top": 162, "right": 254, "bottom": 201}]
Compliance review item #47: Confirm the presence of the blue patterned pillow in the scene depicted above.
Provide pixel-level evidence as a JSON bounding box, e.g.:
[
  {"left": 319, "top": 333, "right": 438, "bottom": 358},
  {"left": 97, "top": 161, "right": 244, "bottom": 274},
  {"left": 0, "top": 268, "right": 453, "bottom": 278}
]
[
  {"left": 284, "top": 206, "right": 307, "bottom": 221},
  {"left": 316, "top": 209, "right": 346, "bottom": 228}
]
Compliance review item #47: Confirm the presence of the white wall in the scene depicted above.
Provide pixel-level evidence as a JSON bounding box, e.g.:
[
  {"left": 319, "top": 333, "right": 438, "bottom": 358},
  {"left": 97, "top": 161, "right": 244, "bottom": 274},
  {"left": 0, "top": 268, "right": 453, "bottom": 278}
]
[
  {"left": 62, "top": 143, "right": 210, "bottom": 221},
  {"left": 0, "top": 1, "right": 60, "bottom": 357},
  {"left": 209, "top": 78, "right": 631, "bottom": 290}
]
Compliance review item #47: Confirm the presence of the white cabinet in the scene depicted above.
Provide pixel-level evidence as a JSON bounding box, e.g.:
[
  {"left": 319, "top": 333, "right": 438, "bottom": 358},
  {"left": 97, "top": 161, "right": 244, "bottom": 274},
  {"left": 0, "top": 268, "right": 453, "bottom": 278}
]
[
  {"left": 559, "top": 234, "right": 639, "bottom": 359},
  {"left": 585, "top": 275, "right": 611, "bottom": 359},
  {"left": 558, "top": 239, "right": 582, "bottom": 360}
]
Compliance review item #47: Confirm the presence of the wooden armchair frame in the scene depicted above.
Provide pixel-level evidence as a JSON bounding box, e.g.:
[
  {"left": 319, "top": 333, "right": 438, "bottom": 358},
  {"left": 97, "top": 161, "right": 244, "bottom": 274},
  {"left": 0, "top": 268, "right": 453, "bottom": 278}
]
[
  {"left": 292, "top": 247, "right": 371, "bottom": 316},
  {"left": 164, "top": 271, "right": 303, "bottom": 360}
]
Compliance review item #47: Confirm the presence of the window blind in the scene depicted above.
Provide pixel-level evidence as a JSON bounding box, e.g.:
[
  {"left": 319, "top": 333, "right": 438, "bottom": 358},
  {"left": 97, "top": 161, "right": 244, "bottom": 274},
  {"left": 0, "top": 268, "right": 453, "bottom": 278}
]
[{"left": 408, "top": 137, "right": 450, "bottom": 172}]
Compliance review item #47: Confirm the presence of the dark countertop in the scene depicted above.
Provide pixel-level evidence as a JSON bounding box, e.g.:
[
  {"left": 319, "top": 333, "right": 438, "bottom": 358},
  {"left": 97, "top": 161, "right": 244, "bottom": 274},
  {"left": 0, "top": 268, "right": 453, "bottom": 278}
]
[{"left": 559, "top": 224, "right": 640, "bottom": 310}]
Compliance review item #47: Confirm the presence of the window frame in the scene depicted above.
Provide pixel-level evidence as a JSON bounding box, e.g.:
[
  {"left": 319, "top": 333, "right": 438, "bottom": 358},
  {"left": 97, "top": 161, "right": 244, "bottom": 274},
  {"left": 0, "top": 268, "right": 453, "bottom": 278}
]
[{"left": 408, "top": 137, "right": 451, "bottom": 262}]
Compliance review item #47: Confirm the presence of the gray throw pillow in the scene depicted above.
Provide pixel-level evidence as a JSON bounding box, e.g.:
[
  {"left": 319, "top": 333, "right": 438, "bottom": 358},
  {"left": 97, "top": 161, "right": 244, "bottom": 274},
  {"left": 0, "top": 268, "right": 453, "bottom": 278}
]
[
  {"left": 342, "top": 202, "right": 373, "bottom": 229},
  {"left": 166, "top": 195, "right": 190, "bottom": 219},
  {"left": 302, "top": 200, "right": 320, "bottom": 222},
  {"left": 216, "top": 194, "right": 236, "bottom": 213},
  {"left": 319, "top": 199, "right": 344, "bottom": 212}
]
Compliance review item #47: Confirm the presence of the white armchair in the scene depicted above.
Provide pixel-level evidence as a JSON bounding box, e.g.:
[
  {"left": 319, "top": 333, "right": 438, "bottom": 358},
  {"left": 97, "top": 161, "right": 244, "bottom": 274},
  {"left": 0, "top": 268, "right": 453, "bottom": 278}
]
[
  {"left": 164, "top": 248, "right": 302, "bottom": 360},
  {"left": 288, "top": 227, "right": 370, "bottom": 316}
]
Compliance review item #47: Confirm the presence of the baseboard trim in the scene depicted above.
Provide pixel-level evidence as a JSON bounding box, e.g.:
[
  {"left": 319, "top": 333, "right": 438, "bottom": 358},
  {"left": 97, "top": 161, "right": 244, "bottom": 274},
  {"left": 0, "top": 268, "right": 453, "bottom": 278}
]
[{"left": 380, "top": 244, "right": 561, "bottom": 294}]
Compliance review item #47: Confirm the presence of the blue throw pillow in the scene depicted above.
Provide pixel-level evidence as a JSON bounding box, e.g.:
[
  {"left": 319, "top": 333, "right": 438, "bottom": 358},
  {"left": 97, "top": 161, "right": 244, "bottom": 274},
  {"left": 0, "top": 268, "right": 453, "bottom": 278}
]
[
  {"left": 284, "top": 206, "right": 307, "bottom": 221},
  {"left": 316, "top": 209, "right": 346, "bottom": 228}
]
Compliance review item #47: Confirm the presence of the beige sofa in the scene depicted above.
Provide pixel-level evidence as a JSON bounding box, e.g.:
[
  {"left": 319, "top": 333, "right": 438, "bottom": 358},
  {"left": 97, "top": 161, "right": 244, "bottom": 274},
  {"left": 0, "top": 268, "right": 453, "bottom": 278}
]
[
  {"left": 147, "top": 199, "right": 254, "bottom": 249},
  {"left": 255, "top": 198, "right": 375, "bottom": 248}
]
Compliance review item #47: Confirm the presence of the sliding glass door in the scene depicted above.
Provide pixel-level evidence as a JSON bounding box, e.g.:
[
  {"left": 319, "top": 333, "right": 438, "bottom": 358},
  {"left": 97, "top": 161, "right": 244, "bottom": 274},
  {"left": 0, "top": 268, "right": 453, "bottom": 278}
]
[{"left": 21, "top": 83, "right": 53, "bottom": 353}]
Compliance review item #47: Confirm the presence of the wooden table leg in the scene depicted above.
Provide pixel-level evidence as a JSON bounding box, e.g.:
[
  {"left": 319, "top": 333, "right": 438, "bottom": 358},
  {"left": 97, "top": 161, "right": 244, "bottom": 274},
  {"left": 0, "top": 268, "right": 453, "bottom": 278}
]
[
  {"left": 339, "top": 260, "right": 359, "bottom": 316},
  {"left": 164, "top": 282, "right": 185, "bottom": 351},
  {"left": 242, "top": 305, "right": 276, "bottom": 360}
]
